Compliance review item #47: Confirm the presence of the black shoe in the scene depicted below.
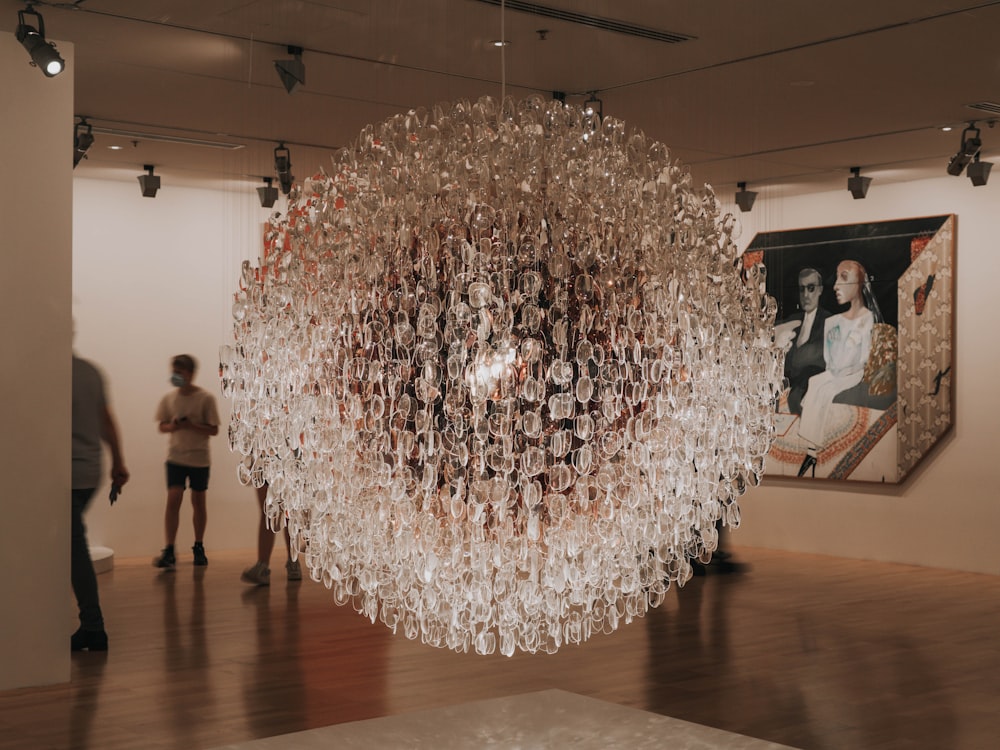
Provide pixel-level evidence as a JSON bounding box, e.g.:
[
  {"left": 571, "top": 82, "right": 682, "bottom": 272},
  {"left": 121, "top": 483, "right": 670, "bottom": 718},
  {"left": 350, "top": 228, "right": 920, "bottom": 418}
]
[
  {"left": 71, "top": 627, "right": 108, "bottom": 652},
  {"left": 798, "top": 454, "right": 817, "bottom": 478},
  {"left": 153, "top": 546, "right": 176, "bottom": 569},
  {"left": 192, "top": 542, "right": 208, "bottom": 566}
]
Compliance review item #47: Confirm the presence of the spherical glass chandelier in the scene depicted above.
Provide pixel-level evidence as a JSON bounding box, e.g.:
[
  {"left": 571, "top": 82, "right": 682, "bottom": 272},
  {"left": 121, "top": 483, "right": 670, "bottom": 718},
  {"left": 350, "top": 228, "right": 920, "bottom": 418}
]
[{"left": 222, "top": 95, "right": 783, "bottom": 655}]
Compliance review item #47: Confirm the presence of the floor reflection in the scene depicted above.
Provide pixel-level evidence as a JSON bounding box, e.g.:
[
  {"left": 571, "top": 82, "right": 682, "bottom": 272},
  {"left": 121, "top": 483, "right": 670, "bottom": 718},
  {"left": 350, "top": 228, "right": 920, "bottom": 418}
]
[
  {"left": 239, "top": 579, "right": 307, "bottom": 738},
  {"left": 788, "top": 613, "right": 959, "bottom": 748},
  {"left": 645, "top": 565, "right": 958, "bottom": 749},
  {"left": 10, "top": 548, "right": 990, "bottom": 750},
  {"left": 69, "top": 648, "right": 107, "bottom": 749},
  {"left": 159, "top": 567, "right": 212, "bottom": 749}
]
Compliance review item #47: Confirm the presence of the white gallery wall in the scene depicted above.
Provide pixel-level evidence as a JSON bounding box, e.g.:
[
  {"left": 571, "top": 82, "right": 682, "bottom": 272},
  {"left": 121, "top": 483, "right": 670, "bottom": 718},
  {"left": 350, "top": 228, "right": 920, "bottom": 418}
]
[
  {"left": 71, "top": 169, "right": 1000, "bottom": 575},
  {"left": 731, "top": 176, "right": 1000, "bottom": 575},
  {"left": 72, "top": 177, "right": 268, "bottom": 560}
]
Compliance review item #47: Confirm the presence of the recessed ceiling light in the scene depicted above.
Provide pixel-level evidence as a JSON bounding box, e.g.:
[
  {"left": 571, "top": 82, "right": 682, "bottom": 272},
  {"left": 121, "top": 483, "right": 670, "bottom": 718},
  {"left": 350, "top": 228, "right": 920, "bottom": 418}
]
[
  {"left": 490, "top": 39, "right": 509, "bottom": 47},
  {"left": 108, "top": 144, "right": 124, "bottom": 150},
  {"left": 941, "top": 126, "right": 953, "bottom": 132}
]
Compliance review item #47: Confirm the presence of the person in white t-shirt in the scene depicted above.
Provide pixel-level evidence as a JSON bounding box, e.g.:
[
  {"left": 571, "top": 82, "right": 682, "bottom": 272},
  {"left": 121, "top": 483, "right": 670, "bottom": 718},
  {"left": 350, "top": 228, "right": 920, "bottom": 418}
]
[{"left": 153, "top": 354, "right": 219, "bottom": 569}]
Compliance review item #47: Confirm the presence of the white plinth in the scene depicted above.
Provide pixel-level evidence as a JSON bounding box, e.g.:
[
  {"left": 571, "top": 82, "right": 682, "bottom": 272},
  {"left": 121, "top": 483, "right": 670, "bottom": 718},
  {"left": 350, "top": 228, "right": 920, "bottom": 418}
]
[
  {"left": 89, "top": 545, "right": 114, "bottom": 574},
  {"left": 207, "top": 689, "right": 798, "bottom": 750}
]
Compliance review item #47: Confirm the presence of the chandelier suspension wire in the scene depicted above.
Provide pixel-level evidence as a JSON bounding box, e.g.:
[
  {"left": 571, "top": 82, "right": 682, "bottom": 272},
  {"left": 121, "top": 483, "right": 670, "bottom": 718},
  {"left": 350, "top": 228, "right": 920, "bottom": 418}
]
[{"left": 500, "top": 0, "right": 506, "bottom": 102}]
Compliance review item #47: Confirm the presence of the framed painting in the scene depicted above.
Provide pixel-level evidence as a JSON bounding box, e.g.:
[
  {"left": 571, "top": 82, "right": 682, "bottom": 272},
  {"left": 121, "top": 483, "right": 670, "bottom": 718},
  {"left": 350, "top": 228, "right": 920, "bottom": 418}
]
[{"left": 744, "top": 215, "right": 955, "bottom": 483}]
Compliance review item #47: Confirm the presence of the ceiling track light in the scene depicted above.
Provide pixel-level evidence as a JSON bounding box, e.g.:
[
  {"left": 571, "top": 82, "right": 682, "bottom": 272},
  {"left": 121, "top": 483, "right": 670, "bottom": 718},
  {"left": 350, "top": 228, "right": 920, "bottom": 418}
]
[
  {"left": 946, "top": 123, "right": 981, "bottom": 176},
  {"left": 581, "top": 92, "right": 603, "bottom": 141},
  {"left": 583, "top": 92, "right": 603, "bottom": 121},
  {"left": 735, "top": 181, "right": 757, "bottom": 212},
  {"left": 73, "top": 117, "right": 94, "bottom": 168},
  {"left": 138, "top": 164, "right": 160, "bottom": 198},
  {"left": 274, "top": 143, "right": 294, "bottom": 195},
  {"left": 967, "top": 153, "right": 993, "bottom": 186},
  {"left": 848, "top": 167, "right": 871, "bottom": 199},
  {"left": 258, "top": 177, "right": 279, "bottom": 208},
  {"left": 15, "top": 5, "right": 65, "bottom": 77},
  {"left": 274, "top": 45, "right": 305, "bottom": 94}
]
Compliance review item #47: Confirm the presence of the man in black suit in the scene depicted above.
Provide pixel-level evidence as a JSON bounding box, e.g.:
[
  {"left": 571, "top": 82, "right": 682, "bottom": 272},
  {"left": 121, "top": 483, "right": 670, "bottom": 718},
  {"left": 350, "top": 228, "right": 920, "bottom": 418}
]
[{"left": 779, "top": 267, "right": 829, "bottom": 414}]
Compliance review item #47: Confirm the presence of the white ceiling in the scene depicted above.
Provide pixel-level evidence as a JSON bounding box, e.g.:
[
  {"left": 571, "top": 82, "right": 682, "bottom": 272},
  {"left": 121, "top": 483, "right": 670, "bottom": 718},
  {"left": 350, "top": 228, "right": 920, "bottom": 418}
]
[{"left": 5, "top": 0, "right": 1000, "bottom": 197}]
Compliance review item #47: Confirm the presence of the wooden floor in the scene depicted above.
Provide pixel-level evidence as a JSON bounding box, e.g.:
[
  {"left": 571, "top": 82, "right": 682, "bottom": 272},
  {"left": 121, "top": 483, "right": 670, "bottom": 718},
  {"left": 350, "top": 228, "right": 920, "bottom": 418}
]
[{"left": 2, "top": 546, "right": 999, "bottom": 750}]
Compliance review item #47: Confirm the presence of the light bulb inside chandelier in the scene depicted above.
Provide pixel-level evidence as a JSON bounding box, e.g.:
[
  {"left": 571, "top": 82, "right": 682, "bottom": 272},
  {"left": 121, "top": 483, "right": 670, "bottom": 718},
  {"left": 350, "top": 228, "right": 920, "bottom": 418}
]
[{"left": 223, "top": 95, "right": 782, "bottom": 655}]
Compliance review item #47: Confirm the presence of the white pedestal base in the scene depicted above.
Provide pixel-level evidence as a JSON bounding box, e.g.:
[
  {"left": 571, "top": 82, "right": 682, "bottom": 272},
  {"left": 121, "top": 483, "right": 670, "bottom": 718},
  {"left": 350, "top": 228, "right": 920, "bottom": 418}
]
[{"left": 89, "top": 545, "right": 114, "bottom": 575}]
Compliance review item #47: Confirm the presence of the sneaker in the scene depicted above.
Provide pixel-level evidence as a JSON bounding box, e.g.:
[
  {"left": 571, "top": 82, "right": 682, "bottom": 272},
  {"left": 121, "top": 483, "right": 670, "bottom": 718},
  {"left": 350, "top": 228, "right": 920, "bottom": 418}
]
[
  {"left": 286, "top": 559, "right": 302, "bottom": 581},
  {"left": 153, "top": 546, "right": 176, "bottom": 569},
  {"left": 71, "top": 627, "right": 108, "bottom": 652},
  {"left": 241, "top": 561, "right": 270, "bottom": 586},
  {"left": 192, "top": 542, "right": 208, "bottom": 566}
]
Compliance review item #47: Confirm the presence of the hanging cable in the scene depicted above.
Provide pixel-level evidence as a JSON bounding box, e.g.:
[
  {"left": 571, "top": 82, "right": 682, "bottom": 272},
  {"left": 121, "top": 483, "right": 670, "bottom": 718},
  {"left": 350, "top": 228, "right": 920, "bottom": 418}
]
[{"left": 500, "top": 0, "right": 506, "bottom": 103}]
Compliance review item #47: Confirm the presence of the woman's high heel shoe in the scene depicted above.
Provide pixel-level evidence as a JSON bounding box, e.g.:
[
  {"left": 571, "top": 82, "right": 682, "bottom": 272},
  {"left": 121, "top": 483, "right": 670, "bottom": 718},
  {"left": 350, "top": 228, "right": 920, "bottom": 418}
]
[{"left": 798, "top": 454, "right": 817, "bottom": 478}]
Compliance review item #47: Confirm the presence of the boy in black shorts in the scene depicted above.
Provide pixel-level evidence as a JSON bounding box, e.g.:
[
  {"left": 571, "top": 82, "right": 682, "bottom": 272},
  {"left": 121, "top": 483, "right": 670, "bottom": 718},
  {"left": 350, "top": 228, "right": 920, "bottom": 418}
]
[{"left": 153, "top": 354, "right": 219, "bottom": 568}]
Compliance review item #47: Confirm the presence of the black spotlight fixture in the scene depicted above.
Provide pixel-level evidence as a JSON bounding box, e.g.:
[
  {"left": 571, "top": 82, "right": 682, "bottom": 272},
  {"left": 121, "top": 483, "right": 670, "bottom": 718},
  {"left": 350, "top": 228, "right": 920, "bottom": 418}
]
[
  {"left": 583, "top": 92, "right": 603, "bottom": 122},
  {"left": 735, "top": 182, "right": 757, "bottom": 213},
  {"left": 967, "top": 153, "right": 993, "bottom": 187},
  {"left": 138, "top": 164, "right": 160, "bottom": 198},
  {"left": 946, "top": 123, "right": 981, "bottom": 176},
  {"left": 15, "top": 5, "right": 65, "bottom": 77},
  {"left": 848, "top": 167, "right": 871, "bottom": 200},
  {"left": 581, "top": 92, "right": 602, "bottom": 141},
  {"left": 73, "top": 117, "right": 94, "bottom": 168},
  {"left": 258, "top": 177, "right": 279, "bottom": 208},
  {"left": 274, "top": 143, "right": 294, "bottom": 195},
  {"left": 274, "top": 45, "right": 305, "bottom": 94}
]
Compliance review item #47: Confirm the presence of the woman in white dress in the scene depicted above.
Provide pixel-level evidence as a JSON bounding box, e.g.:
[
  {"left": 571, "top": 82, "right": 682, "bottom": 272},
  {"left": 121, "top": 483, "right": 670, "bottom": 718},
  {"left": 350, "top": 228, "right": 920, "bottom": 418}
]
[{"left": 797, "top": 259, "right": 874, "bottom": 477}]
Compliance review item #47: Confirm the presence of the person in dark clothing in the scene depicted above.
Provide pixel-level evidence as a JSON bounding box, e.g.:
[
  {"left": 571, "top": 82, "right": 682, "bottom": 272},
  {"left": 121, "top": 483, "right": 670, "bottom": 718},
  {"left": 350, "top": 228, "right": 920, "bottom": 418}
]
[
  {"left": 779, "top": 267, "right": 830, "bottom": 415},
  {"left": 71, "top": 354, "right": 129, "bottom": 652}
]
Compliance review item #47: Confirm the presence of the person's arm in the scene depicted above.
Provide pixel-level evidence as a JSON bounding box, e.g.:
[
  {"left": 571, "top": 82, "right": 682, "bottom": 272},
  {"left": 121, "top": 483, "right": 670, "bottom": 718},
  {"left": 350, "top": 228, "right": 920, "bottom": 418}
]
[
  {"left": 843, "top": 315, "right": 875, "bottom": 379},
  {"left": 201, "top": 395, "right": 221, "bottom": 437},
  {"left": 156, "top": 396, "right": 176, "bottom": 433},
  {"left": 175, "top": 394, "right": 219, "bottom": 436},
  {"left": 101, "top": 405, "right": 130, "bottom": 487},
  {"left": 774, "top": 319, "right": 800, "bottom": 351},
  {"left": 176, "top": 419, "right": 218, "bottom": 437}
]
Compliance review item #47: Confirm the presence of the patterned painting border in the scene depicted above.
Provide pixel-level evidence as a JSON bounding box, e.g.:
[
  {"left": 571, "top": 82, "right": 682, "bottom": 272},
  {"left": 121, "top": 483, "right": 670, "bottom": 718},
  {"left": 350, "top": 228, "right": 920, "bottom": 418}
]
[{"left": 745, "top": 215, "right": 955, "bottom": 485}]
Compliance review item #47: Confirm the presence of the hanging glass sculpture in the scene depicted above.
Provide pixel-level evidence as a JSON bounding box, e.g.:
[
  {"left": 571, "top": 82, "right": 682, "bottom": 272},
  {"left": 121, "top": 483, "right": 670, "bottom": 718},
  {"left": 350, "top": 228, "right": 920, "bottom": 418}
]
[{"left": 222, "top": 95, "right": 783, "bottom": 655}]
